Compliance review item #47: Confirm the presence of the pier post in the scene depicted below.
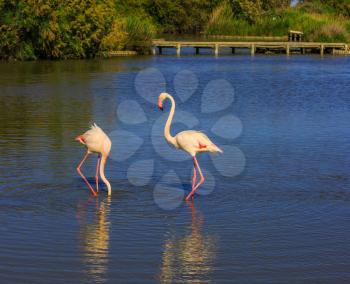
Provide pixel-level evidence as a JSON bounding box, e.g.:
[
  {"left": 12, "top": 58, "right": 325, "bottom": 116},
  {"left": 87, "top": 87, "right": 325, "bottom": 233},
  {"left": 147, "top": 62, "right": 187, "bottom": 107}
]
[
  {"left": 158, "top": 46, "right": 162, "bottom": 55},
  {"left": 251, "top": 44, "right": 255, "bottom": 56},
  {"left": 151, "top": 46, "right": 156, "bottom": 55},
  {"left": 195, "top": 47, "right": 199, "bottom": 55},
  {"left": 231, "top": 47, "right": 235, "bottom": 54},
  {"left": 214, "top": 44, "right": 219, "bottom": 56},
  {"left": 286, "top": 44, "right": 290, "bottom": 55},
  {"left": 301, "top": 47, "right": 305, "bottom": 55},
  {"left": 176, "top": 44, "right": 181, "bottom": 56},
  {"left": 320, "top": 44, "right": 324, "bottom": 56}
]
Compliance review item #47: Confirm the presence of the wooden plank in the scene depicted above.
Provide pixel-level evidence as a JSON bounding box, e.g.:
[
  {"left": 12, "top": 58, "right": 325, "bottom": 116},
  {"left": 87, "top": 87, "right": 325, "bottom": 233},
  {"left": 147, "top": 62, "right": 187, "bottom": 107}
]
[
  {"left": 207, "top": 35, "right": 288, "bottom": 41},
  {"left": 215, "top": 44, "right": 219, "bottom": 56},
  {"left": 151, "top": 40, "right": 348, "bottom": 56},
  {"left": 251, "top": 44, "right": 255, "bottom": 55},
  {"left": 152, "top": 40, "right": 347, "bottom": 48}
]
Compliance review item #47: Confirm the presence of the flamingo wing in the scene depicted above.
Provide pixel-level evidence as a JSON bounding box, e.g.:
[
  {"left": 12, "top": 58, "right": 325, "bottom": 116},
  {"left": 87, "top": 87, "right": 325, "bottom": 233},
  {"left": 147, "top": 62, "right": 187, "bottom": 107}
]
[
  {"left": 81, "top": 124, "right": 111, "bottom": 154},
  {"left": 175, "top": 130, "right": 223, "bottom": 156}
]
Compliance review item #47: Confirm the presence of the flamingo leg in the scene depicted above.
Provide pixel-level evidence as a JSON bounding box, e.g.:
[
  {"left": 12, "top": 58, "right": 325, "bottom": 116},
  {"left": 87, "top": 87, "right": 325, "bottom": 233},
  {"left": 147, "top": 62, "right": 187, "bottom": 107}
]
[
  {"left": 192, "top": 164, "right": 197, "bottom": 188},
  {"left": 190, "top": 162, "right": 197, "bottom": 201},
  {"left": 76, "top": 152, "right": 97, "bottom": 196},
  {"left": 95, "top": 155, "right": 101, "bottom": 193},
  {"left": 185, "top": 156, "right": 205, "bottom": 201}
]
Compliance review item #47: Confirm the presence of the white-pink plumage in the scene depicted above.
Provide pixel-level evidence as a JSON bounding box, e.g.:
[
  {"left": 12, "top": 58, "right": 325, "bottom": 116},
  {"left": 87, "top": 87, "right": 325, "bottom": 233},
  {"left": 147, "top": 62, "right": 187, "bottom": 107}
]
[
  {"left": 174, "top": 130, "right": 223, "bottom": 156},
  {"left": 158, "top": 92, "right": 222, "bottom": 201},
  {"left": 75, "top": 123, "right": 112, "bottom": 196}
]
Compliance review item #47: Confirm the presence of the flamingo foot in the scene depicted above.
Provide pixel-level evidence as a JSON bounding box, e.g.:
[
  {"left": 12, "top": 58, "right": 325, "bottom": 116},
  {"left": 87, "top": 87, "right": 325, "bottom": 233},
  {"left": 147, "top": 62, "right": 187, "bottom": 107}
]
[
  {"left": 186, "top": 164, "right": 197, "bottom": 200},
  {"left": 185, "top": 156, "right": 204, "bottom": 201},
  {"left": 185, "top": 185, "right": 203, "bottom": 201},
  {"left": 185, "top": 191, "right": 195, "bottom": 201},
  {"left": 185, "top": 198, "right": 194, "bottom": 206},
  {"left": 77, "top": 152, "right": 98, "bottom": 197}
]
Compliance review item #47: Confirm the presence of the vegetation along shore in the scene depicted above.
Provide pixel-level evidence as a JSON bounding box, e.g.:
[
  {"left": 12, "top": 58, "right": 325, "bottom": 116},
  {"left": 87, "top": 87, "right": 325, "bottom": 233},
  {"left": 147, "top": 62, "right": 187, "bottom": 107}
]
[{"left": 0, "top": 0, "right": 350, "bottom": 60}]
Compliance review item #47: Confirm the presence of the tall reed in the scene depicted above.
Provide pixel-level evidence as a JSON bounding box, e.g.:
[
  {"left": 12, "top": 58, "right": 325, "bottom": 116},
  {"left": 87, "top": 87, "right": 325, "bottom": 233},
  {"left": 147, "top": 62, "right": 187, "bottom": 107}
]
[{"left": 205, "top": 4, "right": 350, "bottom": 42}]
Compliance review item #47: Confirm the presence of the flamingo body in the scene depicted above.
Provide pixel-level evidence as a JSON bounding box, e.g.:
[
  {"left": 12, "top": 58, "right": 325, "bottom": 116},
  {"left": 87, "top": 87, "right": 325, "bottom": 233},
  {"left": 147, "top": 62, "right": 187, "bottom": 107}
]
[
  {"left": 78, "top": 124, "right": 112, "bottom": 155},
  {"left": 174, "top": 130, "right": 222, "bottom": 157},
  {"left": 158, "top": 92, "right": 222, "bottom": 200},
  {"left": 75, "top": 124, "right": 112, "bottom": 196}
]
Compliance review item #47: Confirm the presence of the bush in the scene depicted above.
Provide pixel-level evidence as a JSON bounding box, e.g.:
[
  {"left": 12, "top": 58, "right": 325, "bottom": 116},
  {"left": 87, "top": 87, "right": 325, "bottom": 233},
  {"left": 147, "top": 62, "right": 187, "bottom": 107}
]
[
  {"left": 0, "top": 25, "right": 21, "bottom": 60},
  {"left": 310, "top": 23, "right": 349, "bottom": 42},
  {"left": 100, "top": 16, "right": 156, "bottom": 54},
  {"left": 147, "top": 0, "right": 216, "bottom": 34},
  {"left": 100, "top": 19, "right": 129, "bottom": 52},
  {"left": 0, "top": 0, "right": 115, "bottom": 60}
]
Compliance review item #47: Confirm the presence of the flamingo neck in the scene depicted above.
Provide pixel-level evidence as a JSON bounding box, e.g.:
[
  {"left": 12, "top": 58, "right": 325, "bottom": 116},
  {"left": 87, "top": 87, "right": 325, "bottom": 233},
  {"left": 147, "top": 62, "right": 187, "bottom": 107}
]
[
  {"left": 164, "top": 94, "right": 177, "bottom": 147},
  {"left": 99, "top": 155, "right": 111, "bottom": 196}
]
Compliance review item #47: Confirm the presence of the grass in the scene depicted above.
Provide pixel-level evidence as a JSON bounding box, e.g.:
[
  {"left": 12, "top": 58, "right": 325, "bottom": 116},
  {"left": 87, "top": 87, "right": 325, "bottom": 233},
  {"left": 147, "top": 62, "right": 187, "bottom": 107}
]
[{"left": 205, "top": 3, "right": 350, "bottom": 43}]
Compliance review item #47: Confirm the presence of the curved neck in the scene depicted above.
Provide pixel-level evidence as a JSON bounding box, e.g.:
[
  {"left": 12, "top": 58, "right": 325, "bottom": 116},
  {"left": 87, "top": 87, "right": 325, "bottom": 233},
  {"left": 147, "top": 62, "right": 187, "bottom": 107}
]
[
  {"left": 99, "top": 155, "right": 111, "bottom": 196},
  {"left": 164, "top": 94, "right": 177, "bottom": 146}
]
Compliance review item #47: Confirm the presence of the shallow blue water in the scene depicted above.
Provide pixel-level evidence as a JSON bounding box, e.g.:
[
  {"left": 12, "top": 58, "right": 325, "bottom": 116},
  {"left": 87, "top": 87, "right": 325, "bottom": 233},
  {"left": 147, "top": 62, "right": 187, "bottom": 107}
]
[{"left": 0, "top": 55, "right": 350, "bottom": 283}]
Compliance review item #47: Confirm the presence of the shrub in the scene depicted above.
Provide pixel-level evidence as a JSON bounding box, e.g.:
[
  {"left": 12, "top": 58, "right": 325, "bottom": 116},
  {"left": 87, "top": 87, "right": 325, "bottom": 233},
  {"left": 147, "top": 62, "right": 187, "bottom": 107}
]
[
  {"left": 0, "top": 25, "right": 20, "bottom": 60},
  {"left": 100, "top": 16, "right": 156, "bottom": 54},
  {"left": 0, "top": 0, "right": 115, "bottom": 60},
  {"left": 310, "top": 23, "right": 349, "bottom": 42}
]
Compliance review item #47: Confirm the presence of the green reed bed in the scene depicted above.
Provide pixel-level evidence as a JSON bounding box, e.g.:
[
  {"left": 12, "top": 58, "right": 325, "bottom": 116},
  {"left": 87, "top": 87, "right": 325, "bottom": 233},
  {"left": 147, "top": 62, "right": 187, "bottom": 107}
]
[{"left": 205, "top": 3, "right": 350, "bottom": 43}]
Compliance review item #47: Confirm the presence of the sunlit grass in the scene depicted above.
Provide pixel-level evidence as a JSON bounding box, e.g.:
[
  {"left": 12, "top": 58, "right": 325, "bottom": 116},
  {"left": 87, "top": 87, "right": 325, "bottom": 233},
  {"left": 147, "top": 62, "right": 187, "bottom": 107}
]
[{"left": 205, "top": 4, "right": 350, "bottom": 42}]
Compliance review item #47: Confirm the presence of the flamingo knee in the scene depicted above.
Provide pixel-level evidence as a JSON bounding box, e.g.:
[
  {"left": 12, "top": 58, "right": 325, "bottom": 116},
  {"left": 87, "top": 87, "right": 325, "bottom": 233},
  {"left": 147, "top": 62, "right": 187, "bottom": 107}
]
[{"left": 95, "top": 175, "right": 99, "bottom": 192}]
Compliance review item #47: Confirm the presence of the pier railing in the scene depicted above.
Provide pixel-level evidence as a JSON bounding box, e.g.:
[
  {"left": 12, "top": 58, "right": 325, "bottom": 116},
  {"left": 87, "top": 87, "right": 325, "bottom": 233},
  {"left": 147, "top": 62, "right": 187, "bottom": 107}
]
[{"left": 151, "top": 40, "right": 349, "bottom": 56}]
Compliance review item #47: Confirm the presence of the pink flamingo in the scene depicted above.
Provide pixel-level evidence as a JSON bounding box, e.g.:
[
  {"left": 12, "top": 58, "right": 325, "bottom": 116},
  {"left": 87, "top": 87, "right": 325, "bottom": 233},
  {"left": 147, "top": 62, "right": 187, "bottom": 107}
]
[
  {"left": 75, "top": 123, "right": 112, "bottom": 196},
  {"left": 158, "top": 92, "right": 223, "bottom": 201}
]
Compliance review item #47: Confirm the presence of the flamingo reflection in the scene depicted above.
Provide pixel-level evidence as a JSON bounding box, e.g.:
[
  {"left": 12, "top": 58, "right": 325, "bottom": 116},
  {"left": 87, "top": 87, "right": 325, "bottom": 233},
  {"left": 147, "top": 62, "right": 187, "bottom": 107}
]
[
  {"left": 77, "top": 196, "right": 111, "bottom": 283},
  {"left": 159, "top": 201, "right": 217, "bottom": 283}
]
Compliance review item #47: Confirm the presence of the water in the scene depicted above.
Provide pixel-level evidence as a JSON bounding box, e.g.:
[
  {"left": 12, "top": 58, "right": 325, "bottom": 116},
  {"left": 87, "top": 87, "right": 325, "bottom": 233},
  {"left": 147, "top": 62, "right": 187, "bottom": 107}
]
[{"left": 0, "top": 55, "right": 350, "bottom": 283}]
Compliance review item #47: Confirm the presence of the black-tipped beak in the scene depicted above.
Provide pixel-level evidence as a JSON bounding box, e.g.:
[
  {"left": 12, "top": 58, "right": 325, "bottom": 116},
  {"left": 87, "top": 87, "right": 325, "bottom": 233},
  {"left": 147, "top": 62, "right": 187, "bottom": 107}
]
[{"left": 158, "top": 106, "right": 163, "bottom": 111}]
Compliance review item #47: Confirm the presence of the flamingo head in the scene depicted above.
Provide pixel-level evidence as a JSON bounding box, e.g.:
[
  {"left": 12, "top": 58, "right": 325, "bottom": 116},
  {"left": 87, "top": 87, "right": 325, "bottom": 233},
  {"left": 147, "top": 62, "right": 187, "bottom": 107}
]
[
  {"left": 75, "top": 135, "right": 85, "bottom": 145},
  {"left": 158, "top": 92, "right": 168, "bottom": 111}
]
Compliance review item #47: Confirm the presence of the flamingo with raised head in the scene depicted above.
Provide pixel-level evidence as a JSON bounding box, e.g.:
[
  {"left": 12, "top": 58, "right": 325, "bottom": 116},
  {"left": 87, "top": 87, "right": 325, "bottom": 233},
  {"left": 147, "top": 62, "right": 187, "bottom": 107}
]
[
  {"left": 75, "top": 123, "right": 112, "bottom": 196},
  {"left": 158, "top": 92, "right": 223, "bottom": 201}
]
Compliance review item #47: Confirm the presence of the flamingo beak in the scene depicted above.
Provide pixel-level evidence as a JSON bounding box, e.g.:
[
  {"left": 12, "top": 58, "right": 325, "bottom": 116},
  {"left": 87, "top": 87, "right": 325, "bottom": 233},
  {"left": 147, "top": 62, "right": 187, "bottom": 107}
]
[
  {"left": 75, "top": 135, "right": 85, "bottom": 143},
  {"left": 158, "top": 99, "right": 163, "bottom": 111}
]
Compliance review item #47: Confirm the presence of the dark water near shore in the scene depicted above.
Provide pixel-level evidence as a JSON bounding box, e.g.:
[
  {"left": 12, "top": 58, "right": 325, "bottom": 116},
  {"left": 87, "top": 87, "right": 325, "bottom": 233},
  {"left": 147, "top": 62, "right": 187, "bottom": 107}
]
[{"left": 0, "top": 55, "right": 350, "bottom": 283}]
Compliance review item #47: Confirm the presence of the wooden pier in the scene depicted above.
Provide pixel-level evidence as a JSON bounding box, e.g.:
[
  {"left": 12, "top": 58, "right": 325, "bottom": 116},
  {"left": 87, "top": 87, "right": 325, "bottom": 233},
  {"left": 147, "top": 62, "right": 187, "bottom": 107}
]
[{"left": 151, "top": 40, "right": 349, "bottom": 56}]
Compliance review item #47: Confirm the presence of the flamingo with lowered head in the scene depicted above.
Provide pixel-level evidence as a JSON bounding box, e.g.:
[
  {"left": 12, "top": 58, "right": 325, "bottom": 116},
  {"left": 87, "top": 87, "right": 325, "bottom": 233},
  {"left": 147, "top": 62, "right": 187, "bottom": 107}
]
[
  {"left": 158, "top": 92, "right": 223, "bottom": 201},
  {"left": 75, "top": 123, "right": 112, "bottom": 196}
]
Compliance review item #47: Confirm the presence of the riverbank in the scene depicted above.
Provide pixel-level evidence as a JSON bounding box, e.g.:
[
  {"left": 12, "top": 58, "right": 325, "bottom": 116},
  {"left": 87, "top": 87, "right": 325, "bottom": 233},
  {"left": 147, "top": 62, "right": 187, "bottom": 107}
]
[
  {"left": 99, "top": 51, "right": 138, "bottom": 58},
  {"left": 1, "top": 1, "right": 350, "bottom": 60}
]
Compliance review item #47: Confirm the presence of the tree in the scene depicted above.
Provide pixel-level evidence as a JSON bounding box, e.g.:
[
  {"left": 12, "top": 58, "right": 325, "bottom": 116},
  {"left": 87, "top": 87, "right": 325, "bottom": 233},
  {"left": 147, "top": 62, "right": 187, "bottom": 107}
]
[
  {"left": 298, "top": 0, "right": 350, "bottom": 16},
  {"left": 263, "top": 0, "right": 291, "bottom": 10},
  {"left": 231, "top": 0, "right": 291, "bottom": 23},
  {"left": 147, "top": 0, "right": 219, "bottom": 34},
  {"left": 0, "top": 0, "right": 115, "bottom": 59}
]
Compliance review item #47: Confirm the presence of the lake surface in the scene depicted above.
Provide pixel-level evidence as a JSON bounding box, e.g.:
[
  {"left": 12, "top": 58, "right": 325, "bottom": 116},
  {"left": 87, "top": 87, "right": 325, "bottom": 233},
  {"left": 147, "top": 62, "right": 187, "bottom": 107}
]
[{"left": 0, "top": 55, "right": 350, "bottom": 283}]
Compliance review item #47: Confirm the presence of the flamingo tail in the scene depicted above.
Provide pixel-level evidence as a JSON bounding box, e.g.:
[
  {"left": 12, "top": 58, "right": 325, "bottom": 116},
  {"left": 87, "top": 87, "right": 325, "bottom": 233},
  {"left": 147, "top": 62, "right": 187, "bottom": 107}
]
[{"left": 208, "top": 144, "right": 223, "bottom": 154}]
